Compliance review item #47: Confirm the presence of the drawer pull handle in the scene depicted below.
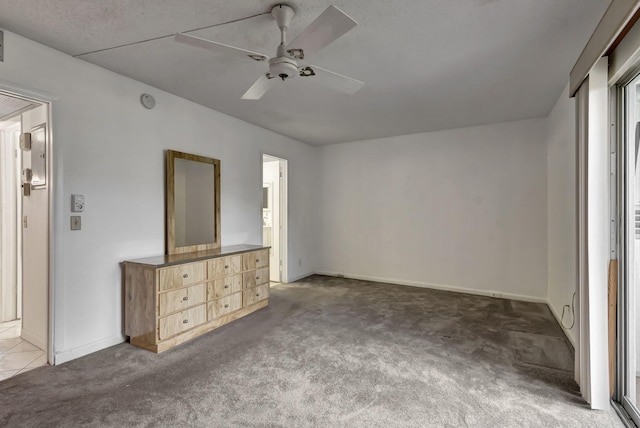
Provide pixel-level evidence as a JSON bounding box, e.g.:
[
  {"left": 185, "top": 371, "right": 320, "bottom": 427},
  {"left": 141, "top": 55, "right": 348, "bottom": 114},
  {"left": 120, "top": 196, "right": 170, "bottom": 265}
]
[
  {"left": 224, "top": 265, "right": 229, "bottom": 269},
  {"left": 183, "top": 319, "right": 189, "bottom": 324},
  {"left": 224, "top": 284, "right": 229, "bottom": 289},
  {"left": 183, "top": 274, "right": 188, "bottom": 279},
  {"left": 224, "top": 304, "right": 229, "bottom": 308},
  {"left": 182, "top": 296, "right": 189, "bottom": 301}
]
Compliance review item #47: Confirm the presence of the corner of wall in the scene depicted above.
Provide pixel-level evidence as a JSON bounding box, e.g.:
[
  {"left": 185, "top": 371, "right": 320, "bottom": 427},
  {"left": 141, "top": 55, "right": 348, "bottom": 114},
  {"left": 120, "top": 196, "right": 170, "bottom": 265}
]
[
  {"left": 547, "top": 298, "right": 576, "bottom": 348},
  {"left": 545, "top": 81, "right": 577, "bottom": 346}
]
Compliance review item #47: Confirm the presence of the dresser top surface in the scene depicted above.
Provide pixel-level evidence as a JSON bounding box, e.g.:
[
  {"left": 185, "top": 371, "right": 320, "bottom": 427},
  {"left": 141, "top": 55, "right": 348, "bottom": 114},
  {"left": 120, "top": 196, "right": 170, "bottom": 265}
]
[{"left": 123, "top": 244, "right": 268, "bottom": 268}]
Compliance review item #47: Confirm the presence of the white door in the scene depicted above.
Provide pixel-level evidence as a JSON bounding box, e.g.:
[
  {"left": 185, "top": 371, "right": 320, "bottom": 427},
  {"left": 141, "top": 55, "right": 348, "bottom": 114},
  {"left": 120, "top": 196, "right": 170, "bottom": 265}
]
[
  {"left": 263, "top": 155, "right": 288, "bottom": 283},
  {"left": 21, "top": 104, "right": 49, "bottom": 353},
  {"left": 263, "top": 159, "right": 280, "bottom": 282},
  {"left": 0, "top": 120, "right": 21, "bottom": 321}
]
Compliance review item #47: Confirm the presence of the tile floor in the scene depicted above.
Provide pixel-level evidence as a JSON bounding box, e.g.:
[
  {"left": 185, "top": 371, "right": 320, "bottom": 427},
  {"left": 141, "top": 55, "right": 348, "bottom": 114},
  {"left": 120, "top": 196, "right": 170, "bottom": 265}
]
[{"left": 0, "top": 320, "right": 47, "bottom": 381}]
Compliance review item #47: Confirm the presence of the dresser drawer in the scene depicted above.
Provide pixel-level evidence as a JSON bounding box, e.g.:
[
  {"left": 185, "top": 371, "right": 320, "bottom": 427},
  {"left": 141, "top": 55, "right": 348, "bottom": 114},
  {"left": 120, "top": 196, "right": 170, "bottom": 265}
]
[
  {"left": 243, "top": 268, "right": 269, "bottom": 289},
  {"left": 243, "top": 283, "right": 270, "bottom": 307},
  {"left": 256, "top": 267, "right": 269, "bottom": 285},
  {"left": 159, "top": 262, "right": 206, "bottom": 292},
  {"left": 208, "top": 274, "right": 242, "bottom": 300},
  {"left": 158, "top": 304, "right": 206, "bottom": 340},
  {"left": 243, "top": 271, "right": 256, "bottom": 289},
  {"left": 255, "top": 249, "right": 269, "bottom": 268},
  {"left": 208, "top": 292, "right": 242, "bottom": 319},
  {"left": 243, "top": 249, "right": 268, "bottom": 270},
  {"left": 242, "top": 252, "right": 256, "bottom": 271},
  {"left": 209, "top": 255, "right": 241, "bottom": 278},
  {"left": 158, "top": 283, "right": 206, "bottom": 317}
]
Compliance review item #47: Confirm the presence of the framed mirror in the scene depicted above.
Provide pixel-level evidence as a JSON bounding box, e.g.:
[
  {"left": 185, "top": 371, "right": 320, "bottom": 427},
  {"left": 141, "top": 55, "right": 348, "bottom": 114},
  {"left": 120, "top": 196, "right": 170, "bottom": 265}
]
[{"left": 166, "top": 150, "right": 221, "bottom": 255}]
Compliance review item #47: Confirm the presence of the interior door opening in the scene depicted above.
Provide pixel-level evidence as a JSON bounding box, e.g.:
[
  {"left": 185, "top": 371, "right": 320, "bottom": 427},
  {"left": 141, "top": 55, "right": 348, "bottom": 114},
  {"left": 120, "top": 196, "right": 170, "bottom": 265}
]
[
  {"left": 0, "top": 90, "right": 51, "bottom": 380},
  {"left": 262, "top": 154, "right": 287, "bottom": 284}
]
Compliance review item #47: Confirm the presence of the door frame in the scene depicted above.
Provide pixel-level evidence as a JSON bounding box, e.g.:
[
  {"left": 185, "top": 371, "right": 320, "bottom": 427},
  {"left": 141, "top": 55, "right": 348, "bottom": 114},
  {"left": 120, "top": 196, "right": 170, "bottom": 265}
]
[
  {"left": 0, "top": 84, "right": 55, "bottom": 365},
  {"left": 261, "top": 153, "right": 288, "bottom": 283}
]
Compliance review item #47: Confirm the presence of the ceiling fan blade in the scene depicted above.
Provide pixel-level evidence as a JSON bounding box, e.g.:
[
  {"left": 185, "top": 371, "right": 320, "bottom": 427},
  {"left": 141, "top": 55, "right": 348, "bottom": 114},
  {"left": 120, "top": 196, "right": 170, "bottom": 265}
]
[
  {"left": 285, "top": 5, "right": 357, "bottom": 59},
  {"left": 242, "top": 74, "right": 277, "bottom": 100},
  {"left": 301, "top": 65, "right": 364, "bottom": 95},
  {"left": 174, "top": 33, "right": 269, "bottom": 62}
]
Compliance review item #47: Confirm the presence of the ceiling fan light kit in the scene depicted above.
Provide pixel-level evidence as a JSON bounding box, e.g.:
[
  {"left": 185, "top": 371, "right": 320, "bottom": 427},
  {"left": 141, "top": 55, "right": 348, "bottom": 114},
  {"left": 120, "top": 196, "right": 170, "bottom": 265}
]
[{"left": 174, "top": 3, "right": 364, "bottom": 100}]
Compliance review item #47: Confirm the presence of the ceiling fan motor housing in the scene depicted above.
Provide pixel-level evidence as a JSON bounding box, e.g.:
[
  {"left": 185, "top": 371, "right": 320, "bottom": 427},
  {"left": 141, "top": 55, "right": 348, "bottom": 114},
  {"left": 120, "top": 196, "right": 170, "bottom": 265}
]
[{"left": 268, "top": 56, "right": 298, "bottom": 81}]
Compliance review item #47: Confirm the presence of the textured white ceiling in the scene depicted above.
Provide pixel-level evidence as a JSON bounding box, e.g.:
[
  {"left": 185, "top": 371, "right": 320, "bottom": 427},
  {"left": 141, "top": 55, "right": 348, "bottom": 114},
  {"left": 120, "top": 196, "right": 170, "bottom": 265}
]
[{"left": 0, "top": 0, "right": 611, "bottom": 145}]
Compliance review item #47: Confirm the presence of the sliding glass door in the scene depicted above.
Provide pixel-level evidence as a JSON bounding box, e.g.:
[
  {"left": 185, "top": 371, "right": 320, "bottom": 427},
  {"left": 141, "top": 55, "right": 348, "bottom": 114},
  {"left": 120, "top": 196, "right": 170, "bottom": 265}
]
[{"left": 617, "top": 72, "right": 640, "bottom": 425}]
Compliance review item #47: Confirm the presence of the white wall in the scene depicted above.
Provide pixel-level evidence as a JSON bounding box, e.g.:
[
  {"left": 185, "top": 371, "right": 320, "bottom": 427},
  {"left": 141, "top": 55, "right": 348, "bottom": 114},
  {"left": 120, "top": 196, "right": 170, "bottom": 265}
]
[
  {"left": 546, "top": 84, "right": 577, "bottom": 345},
  {"left": 317, "top": 119, "right": 549, "bottom": 301},
  {"left": 0, "top": 30, "right": 319, "bottom": 363}
]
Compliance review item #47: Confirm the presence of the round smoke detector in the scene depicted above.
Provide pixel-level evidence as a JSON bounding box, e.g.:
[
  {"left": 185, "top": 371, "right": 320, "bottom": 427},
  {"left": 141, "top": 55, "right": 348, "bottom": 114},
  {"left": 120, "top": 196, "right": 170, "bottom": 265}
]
[{"left": 140, "top": 93, "right": 156, "bottom": 109}]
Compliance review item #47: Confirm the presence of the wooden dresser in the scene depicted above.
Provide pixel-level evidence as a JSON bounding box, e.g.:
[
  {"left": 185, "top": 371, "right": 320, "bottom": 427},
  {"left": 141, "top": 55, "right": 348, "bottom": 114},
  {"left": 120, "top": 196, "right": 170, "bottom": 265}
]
[{"left": 123, "top": 245, "right": 269, "bottom": 352}]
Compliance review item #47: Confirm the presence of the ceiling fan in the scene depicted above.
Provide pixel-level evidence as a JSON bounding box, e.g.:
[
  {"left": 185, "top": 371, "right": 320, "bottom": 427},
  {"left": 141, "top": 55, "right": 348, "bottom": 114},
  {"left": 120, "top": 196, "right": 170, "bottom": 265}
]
[{"left": 174, "top": 4, "right": 365, "bottom": 100}]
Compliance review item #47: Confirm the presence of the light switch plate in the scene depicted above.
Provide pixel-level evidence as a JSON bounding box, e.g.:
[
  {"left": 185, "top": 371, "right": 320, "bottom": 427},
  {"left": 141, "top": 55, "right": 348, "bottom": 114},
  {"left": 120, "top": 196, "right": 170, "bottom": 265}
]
[
  {"left": 70, "top": 216, "right": 81, "bottom": 230},
  {"left": 71, "top": 194, "right": 84, "bottom": 212}
]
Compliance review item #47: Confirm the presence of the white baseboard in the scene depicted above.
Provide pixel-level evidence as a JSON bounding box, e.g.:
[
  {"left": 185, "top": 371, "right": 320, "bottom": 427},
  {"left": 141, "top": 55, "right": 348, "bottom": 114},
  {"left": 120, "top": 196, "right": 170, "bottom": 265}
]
[
  {"left": 313, "top": 271, "right": 548, "bottom": 304},
  {"left": 54, "top": 334, "right": 126, "bottom": 365},
  {"left": 21, "top": 328, "right": 46, "bottom": 352},
  {"left": 286, "top": 272, "right": 316, "bottom": 283},
  {"left": 547, "top": 301, "right": 576, "bottom": 349}
]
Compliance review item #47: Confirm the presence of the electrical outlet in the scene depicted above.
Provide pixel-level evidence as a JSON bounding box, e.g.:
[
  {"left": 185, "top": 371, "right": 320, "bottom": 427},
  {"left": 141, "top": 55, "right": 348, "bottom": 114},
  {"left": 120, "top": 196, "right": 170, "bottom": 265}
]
[{"left": 70, "top": 216, "right": 81, "bottom": 230}]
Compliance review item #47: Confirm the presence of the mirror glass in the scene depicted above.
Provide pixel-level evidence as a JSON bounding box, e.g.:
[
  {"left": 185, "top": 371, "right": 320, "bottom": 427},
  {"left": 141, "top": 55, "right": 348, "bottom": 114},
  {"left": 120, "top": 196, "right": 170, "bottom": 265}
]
[
  {"left": 174, "top": 158, "right": 215, "bottom": 246},
  {"left": 167, "top": 150, "right": 220, "bottom": 254}
]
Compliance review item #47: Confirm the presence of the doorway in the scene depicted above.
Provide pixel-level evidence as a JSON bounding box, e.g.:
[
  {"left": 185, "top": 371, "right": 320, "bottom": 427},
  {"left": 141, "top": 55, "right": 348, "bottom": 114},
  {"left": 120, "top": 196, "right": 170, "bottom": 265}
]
[
  {"left": 0, "top": 90, "right": 50, "bottom": 380},
  {"left": 262, "top": 154, "right": 287, "bottom": 284}
]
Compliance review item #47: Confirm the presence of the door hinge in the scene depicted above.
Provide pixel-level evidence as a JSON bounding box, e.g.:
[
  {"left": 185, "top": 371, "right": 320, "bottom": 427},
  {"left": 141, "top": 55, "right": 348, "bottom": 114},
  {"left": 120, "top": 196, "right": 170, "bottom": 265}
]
[{"left": 23, "top": 216, "right": 27, "bottom": 228}]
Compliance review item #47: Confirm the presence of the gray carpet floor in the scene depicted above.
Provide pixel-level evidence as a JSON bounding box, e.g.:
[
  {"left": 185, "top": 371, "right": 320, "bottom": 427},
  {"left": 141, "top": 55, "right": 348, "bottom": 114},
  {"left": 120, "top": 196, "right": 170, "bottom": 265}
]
[{"left": 0, "top": 275, "right": 624, "bottom": 427}]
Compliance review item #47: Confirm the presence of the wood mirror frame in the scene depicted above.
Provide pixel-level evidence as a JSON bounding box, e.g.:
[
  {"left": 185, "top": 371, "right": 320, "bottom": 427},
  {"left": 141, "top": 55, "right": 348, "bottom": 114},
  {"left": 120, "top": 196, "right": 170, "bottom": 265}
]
[{"left": 166, "top": 150, "right": 221, "bottom": 255}]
